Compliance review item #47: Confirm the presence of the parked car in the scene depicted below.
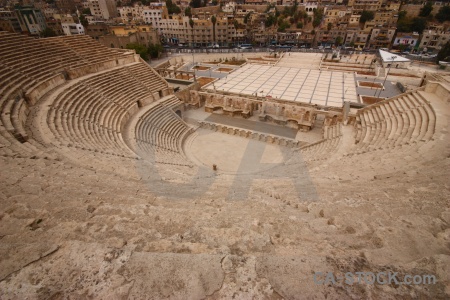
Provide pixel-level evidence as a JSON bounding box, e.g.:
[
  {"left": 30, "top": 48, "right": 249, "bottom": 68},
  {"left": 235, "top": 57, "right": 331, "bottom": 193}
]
[{"left": 239, "top": 44, "right": 253, "bottom": 49}]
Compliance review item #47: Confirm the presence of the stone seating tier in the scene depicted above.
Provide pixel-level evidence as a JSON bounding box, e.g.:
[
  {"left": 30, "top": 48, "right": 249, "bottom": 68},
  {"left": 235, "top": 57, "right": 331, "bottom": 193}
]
[
  {"left": 350, "top": 89, "right": 436, "bottom": 155},
  {"left": 132, "top": 96, "right": 193, "bottom": 167},
  {"left": 0, "top": 32, "right": 137, "bottom": 157},
  {"left": 126, "top": 64, "right": 167, "bottom": 92},
  {"left": 300, "top": 124, "right": 342, "bottom": 162}
]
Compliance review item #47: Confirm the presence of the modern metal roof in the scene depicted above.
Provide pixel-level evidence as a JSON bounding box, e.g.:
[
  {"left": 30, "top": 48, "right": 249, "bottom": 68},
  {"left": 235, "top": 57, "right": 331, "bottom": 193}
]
[{"left": 379, "top": 49, "right": 411, "bottom": 63}]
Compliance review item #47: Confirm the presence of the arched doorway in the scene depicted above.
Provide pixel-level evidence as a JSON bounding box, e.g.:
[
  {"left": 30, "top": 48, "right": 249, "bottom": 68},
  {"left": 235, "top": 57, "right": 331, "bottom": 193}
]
[{"left": 175, "top": 110, "right": 182, "bottom": 118}]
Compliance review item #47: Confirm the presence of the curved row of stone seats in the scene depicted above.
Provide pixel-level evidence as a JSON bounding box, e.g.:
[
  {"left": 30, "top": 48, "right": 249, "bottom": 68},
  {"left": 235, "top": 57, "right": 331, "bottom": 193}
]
[
  {"left": 82, "top": 67, "right": 153, "bottom": 113},
  {"left": 300, "top": 123, "right": 342, "bottom": 162},
  {"left": 133, "top": 97, "right": 193, "bottom": 167},
  {"left": 0, "top": 64, "right": 58, "bottom": 157},
  {"left": 0, "top": 33, "right": 128, "bottom": 84},
  {"left": 46, "top": 68, "right": 160, "bottom": 158},
  {"left": 50, "top": 35, "right": 128, "bottom": 65},
  {"left": 0, "top": 32, "right": 136, "bottom": 157},
  {"left": 125, "top": 63, "right": 168, "bottom": 93},
  {"left": 352, "top": 88, "right": 436, "bottom": 154}
]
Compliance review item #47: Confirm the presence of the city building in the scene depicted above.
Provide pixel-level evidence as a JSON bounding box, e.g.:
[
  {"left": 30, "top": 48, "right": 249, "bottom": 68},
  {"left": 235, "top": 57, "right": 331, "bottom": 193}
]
[
  {"left": 0, "top": 9, "right": 22, "bottom": 33},
  {"left": 392, "top": 32, "right": 419, "bottom": 50},
  {"left": 89, "top": 0, "right": 117, "bottom": 20},
  {"left": 62, "top": 22, "right": 85, "bottom": 35},
  {"left": 419, "top": 28, "right": 450, "bottom": 52},
  {"left": 14, "top": 5, "right": 47, "bottom": 35}
]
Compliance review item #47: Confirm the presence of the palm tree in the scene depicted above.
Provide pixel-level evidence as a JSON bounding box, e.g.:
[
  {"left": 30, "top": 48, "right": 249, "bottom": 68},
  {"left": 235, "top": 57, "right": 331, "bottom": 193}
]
[
  {"left": 233, "top": 19, "right": 238, "bottom": 46},
  {"left": 211, "top": 15, "right": 217, "bottom": 46},
  {"left": 189, "top": 18, "right": 195, "bottom": 48}
]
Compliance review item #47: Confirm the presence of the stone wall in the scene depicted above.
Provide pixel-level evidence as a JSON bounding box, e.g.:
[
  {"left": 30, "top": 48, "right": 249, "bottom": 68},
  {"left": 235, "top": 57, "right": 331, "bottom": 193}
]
[
  {"left": 425, "top": 82, "right": 450, "bottom": 103},
  {"left": 385, "top": 74, "right": 423, "bottom": 87},
  {"left": 160, "top": 52, "right": 268, "bottom": 68},
  {"left": 259, "top": 101, "right": 316, "bottom": 131},
  {"left": 198, "top": 91, "right": 319, "bottom": 131},
  {"left": 202, "top": 92, "right": 257, "bottom": 118},
  {"left": 25, "top": 74, "right": 66, "bottom": 106},
  {"left": 198, "top": 121, "right": 301, "bottom": 148},
  {"left": 67, "top": 57, "right": 136, "bottom": 80},
  {"left": 178, "top": 84, "right": 200, "bottom": 108}
]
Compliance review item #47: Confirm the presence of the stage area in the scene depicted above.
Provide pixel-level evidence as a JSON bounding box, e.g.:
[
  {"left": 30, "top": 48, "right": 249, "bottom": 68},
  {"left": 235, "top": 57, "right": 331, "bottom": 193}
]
[
  {"left": 205, "top": 114, "right": 298, "bottom": 139},
  {"left": 205, "top": 64, "right": 357, "bottom": 107},
  {"left": 187, "top": 128, "right": 294, "bottom": 174}
]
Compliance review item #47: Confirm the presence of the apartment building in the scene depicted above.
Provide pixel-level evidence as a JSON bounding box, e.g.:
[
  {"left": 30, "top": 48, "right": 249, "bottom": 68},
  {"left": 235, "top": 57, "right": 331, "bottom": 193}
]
[
  {"left": 347, "top": 0, "right": 382, "bottom": 13},
  {"left": 0, "top": 9, "right": 22, "bottom": 33},
  {"left": 158, "top": 15, "right": 234, "bottom": 47},
  {"left": 142, "top": 4, "right": 168, "bottom": 28},
  {"left": 392, "top": 32, "right": 419, "bottom": 49},
  {"left": 419, "top": 28, "right": 450, "bottom": 52},
  {"left": 99, "top": 24, "right": 158, "bottom": 48},
  {"left": 62, "top": 22, "right": 85, "bottom": 35},
  {"left": 89, "top": 0, "right": 117, "bottom": 20},
  {"left": 14, "top": 5, "right": 47, "bottom": 35},
  {"left": 118, "top": 5, "right": 146, "bottom": 23},
  {"left": 368, "top": 27, "right": 396, "bottom": 49}
]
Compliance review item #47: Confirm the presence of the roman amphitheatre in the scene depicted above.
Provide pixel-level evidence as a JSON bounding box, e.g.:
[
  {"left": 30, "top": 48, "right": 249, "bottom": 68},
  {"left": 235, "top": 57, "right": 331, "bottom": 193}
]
[{"left": 0, "top": 32, "right": 449, "bottom": 299}]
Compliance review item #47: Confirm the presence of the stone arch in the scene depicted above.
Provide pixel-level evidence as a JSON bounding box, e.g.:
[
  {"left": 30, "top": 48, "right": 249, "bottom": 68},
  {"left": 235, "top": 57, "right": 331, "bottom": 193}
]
[
  {"left": 332, "top": 114, "right": 338, "bottom": 125},
  {"left": 304, "top": 110, "right": 311, "bottom": 121}
]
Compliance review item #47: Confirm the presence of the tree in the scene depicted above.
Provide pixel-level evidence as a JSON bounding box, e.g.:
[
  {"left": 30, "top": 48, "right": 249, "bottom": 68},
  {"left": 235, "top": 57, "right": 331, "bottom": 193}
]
[
  {"left": 211, "top": 15, "right": 216, "bottom": 44},
  {"left": 296, "top": 22, "right": 303, "bottom": 29},
  {"left": 312, "top": 17, "right": 321, "bottom": 28},
  {"left": 244, "top": 12, "right": 251, "bottom": 24},
  {"left": 184, "top": 7, "right": 192, "bottom": 17},
  {"left": 148, "top": 43, "right": 163, "bottom": 58},
  {"left": 312, "top": 8, "right": 323, "bottom": 28},
  {"left": 166, "top": 0, "right": 181, "bottom": 14},
  {"left": 233, "top": 19, "right": 239, "bottom": 45},
  {"left": 190, "top": 0, "right": 202, "bottom": 8},
  {"left": 411, "top": 17, "right": 427, "bottom": 34},
  {"left": 327, "top": 22, "right": 332, "bottom": 31},
  {"left": 419, "top": 2, "right": 433, "bottom": 17},
  {"left": 335, "top": 36, "right": 343, "bottom": 46},
  {"left": 437, "top": 41, "right": 450, "bottom": 63},
  {"left": 189, "top": 18, "right": 195, "bottom": 47},
  {"left": 126, "top": 43, "right": 149, "bottom": 61},
  {"left": 79, "top": 14, "right": 88, "bottom": 28},
  {"left": 81, "top": 8, "right": 91, "bottom": 15},
  {"left": 293, "top": 11, "right": 300, "bottom": 23},
  {"left": 435, "top": 6, "right": 450, "bottom": 23},
  {"left": 277, "top": 20, "right": 290, "bottom": 32},
  {"left": 360, "top": 10, "right": 374, "bottom": 23},
  {"left": 265, "top": 14, "right": 277, "bottom": 27},
  {"left": 41, "top": 27, "right": 57, "bottom": 37}
]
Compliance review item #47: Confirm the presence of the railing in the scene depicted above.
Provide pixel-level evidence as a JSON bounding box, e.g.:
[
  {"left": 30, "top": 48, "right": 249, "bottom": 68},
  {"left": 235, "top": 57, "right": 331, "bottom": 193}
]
[{"left": 167, "top": 47, "right": 359, "bottom": 55}]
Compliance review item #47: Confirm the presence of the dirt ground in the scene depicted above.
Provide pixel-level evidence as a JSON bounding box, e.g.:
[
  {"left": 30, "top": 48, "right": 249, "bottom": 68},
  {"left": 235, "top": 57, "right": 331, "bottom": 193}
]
[{"left": 197, "top": 76, "right": 216, "bottom": 87}]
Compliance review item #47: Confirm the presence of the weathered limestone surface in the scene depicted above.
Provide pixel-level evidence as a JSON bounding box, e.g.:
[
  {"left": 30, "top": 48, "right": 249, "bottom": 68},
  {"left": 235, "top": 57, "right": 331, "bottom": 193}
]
[{"left": 0, "top": 33, "right": 449, "bottom": 299}]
